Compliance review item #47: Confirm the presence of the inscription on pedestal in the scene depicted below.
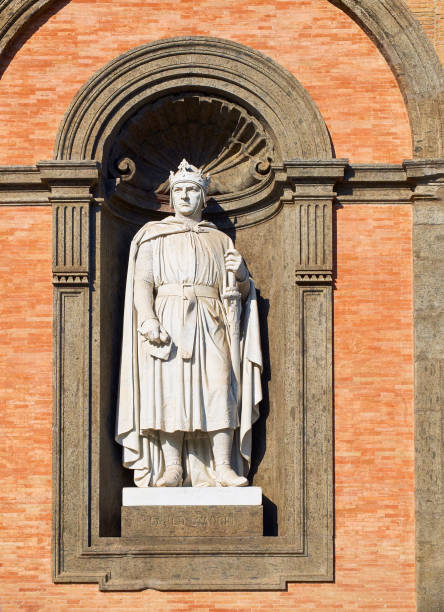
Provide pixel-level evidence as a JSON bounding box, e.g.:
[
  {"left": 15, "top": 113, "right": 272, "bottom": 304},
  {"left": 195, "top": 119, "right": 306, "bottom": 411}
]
[{"left": 121, "top": 505, "right": 263, "bottom": 537}]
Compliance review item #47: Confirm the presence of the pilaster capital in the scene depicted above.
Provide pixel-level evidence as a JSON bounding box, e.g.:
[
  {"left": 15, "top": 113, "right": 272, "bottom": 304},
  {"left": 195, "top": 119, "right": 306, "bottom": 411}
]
[
  {"left": 37, "top": 161, "right": 100, "bottom": 285},
  {"left": 403, "top": 159, "right": 444, "bottom": 202},
  {"left": 37, "top": 160, "right": 101, "bottom": 201},
  {"left": 274, "top": 159, "right": 348, "bottom": 202}
]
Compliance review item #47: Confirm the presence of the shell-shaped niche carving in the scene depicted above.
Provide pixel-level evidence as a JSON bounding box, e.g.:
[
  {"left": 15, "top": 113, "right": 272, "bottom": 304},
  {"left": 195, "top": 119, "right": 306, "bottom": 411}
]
[{"left": 106, "top": 93, "right": 275, "bottom": 221}]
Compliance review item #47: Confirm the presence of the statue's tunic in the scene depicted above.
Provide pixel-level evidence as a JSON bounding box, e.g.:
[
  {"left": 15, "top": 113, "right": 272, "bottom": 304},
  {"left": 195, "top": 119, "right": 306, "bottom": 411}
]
[
  {"left": 134, "top": 221, "right": 239, "bottom": 433},
  {"left": 116, "top": 216, "right": 263, "bottom": 486}
]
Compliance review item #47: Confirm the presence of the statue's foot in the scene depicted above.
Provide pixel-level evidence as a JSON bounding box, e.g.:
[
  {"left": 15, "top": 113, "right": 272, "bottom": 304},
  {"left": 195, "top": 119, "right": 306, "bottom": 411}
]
[
  {"left": 156, "top": 464, "right": 183, "bottom": 487},
  {"left": 215, "top": 465, "right": 248, "bottom": 487}
]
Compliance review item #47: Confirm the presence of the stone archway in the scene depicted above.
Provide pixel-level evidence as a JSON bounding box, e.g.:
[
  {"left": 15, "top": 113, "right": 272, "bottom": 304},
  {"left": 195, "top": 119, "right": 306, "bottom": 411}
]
[
  {"left": 1, "top": 0, "right": 443, "bottom": 157},
  {"left": 53, "top": 36, "right": 332, "bottom": 163}
]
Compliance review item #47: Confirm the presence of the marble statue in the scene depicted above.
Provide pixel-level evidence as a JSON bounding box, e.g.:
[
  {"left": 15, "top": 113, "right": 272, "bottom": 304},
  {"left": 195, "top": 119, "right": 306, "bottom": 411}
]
[{"left": 116, "top": 159, "right": 262, "bottom": 487}]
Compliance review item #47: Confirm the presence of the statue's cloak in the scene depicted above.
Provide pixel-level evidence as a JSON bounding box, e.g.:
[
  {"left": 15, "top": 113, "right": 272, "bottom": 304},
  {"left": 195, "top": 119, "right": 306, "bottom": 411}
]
[{"left": 115, "top": 216, "right": 263, "bottom": 486}]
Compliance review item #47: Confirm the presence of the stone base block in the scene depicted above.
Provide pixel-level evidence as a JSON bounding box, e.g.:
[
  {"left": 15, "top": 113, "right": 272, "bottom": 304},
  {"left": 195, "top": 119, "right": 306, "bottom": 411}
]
[
  {"left": 121, "top": 505, "right": 263, "bottom": 537},
  {"left": 122, "top": 486, "right": 262, "bottom": 506}
]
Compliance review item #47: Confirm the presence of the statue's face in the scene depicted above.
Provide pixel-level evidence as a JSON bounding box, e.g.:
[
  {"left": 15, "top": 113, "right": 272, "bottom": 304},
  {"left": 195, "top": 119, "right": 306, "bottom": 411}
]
[{"left": 171, "top": 182, "right": 203, "bottom": 217}]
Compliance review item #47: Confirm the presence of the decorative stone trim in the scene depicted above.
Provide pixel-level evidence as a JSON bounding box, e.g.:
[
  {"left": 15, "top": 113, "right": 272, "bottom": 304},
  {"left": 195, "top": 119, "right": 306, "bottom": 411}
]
[
  {"left": 336, "top": 164, "right": 413, "bottom": 204},
  {"left": 0, "top": 166, "right": 49, "bottom": 205},
  {"left": 403, "top": 159, "right": 444, "bottom": 612},
  {"left": 37, "top": 160, "right": 99, "bottom": 285},
  {"left": 52, "top": 273, "right": 89, "bottom": 286},
  {"left": 295, "top": 272, "right": 333, "bottom": 284},
  {"left": 0, "top": 162, "right": 425, "bottom": 209},
  {"left": 276, "top": 160, "right": 347, "bottom": 284},
  {"left": 54, "top": 37, "right": 333, "bottom": 163}
]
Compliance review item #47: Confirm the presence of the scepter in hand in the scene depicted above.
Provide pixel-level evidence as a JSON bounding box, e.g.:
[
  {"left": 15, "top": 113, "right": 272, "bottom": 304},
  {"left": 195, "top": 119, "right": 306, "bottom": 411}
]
[{"left": 223, "top": 252, "right": 243, "bottom": 410}]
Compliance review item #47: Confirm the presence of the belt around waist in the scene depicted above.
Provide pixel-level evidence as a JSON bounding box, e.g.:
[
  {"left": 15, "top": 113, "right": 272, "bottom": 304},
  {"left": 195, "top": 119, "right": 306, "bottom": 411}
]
[{"left": 156, "top": 284, "right": 219, "bottom": 299}]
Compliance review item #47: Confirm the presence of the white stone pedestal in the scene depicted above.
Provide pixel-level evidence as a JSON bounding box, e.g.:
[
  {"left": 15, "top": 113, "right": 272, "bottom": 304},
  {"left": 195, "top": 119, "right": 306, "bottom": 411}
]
[{"left": 122, "top": 486, "right": 262, "bottom": 506}]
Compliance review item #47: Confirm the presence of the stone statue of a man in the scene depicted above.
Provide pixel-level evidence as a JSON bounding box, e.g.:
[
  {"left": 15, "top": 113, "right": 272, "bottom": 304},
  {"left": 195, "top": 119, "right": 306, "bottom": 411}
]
[{"left": 116, "top": 159, "right": 262, "bottom": 487}]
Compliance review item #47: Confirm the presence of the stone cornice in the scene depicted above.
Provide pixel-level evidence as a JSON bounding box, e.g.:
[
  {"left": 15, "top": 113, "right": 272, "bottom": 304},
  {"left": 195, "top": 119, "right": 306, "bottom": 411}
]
[
  {"left": 336, "top": 163, "right": 412, "bottom": 204},
  {"left": 3, "top": 161, "right": 444, "bottom": 207},
  {"left": 0, "top": 165, "right": 49, "bottom": 204},
  {"left": 403, "top": 159, "right": 444, "bottom": 182}
]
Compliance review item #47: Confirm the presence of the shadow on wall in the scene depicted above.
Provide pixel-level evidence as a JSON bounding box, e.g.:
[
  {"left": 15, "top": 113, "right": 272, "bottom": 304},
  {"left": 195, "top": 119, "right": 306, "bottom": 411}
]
[{"left": 208, "top": 202, "right": 275, "bottom": 536}]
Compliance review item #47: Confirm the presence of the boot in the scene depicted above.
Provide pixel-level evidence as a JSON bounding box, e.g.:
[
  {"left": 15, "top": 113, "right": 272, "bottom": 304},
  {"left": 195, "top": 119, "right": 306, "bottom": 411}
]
[
  {"left": 156, "top": 464, "right": 183, "bottom": 487},
  {"left": 215, "top": 464, "right": 248, "bottom": 487}
]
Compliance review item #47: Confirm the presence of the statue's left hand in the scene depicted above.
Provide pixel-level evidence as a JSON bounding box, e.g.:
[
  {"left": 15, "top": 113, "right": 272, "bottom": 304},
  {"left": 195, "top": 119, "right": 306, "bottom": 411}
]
[{"left": 224, "top": 248, "right": 248, "bottom": 282}]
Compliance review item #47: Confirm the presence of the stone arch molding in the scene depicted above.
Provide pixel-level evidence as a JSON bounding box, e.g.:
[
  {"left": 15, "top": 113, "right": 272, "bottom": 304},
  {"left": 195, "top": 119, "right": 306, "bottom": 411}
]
[
  {"left": 52, "top": 36, "right": 334, "bottom": 224},
  {"left": 54, "top": 36, "right": 332, "bottom": 163},
  {"left": 329, "top": 0, "right": 444, "bottom": 158}
]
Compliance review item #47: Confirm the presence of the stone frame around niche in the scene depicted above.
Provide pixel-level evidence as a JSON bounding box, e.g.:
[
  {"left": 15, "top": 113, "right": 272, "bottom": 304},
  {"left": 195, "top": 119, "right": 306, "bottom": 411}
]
[{"left": 42, "top": 37, "right": 343, "bottom": 591}]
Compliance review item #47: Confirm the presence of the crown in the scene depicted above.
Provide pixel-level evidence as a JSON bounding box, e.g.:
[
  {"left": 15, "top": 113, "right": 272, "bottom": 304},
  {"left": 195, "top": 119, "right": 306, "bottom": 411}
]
[{"left": 169, "top": 159, "right": 210, "bottom": 193}]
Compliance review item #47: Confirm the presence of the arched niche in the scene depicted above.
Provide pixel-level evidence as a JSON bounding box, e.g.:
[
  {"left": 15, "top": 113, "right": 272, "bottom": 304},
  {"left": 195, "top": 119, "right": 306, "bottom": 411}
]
[
  {"left": 0, "top": 1, "right": 439, "bottom": 598},
  {"left": 54, "top": 36, "right": 332, "bottom": 162},
  {"left": 53, "top": 37, "right": 333, "bottom": 227},
  {"left": 44, "top": 37, "right": 345, "bottom": 590}
]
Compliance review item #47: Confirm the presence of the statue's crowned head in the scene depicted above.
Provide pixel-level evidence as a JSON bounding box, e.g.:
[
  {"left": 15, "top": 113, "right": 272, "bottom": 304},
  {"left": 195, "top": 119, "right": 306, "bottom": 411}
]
[{"left": 169, "top": 159, "right": 211, "bottom": 201}]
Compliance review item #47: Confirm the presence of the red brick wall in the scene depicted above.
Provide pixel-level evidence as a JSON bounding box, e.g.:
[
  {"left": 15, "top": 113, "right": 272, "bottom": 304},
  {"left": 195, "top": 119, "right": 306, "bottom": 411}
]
[
  {"left": 0, "top": 0, "right": 423, "bottom": 608},
  {"left": 0, "top": 205, "right": 415, "bottom": 610},
  {"left": 408, "top": 0, "right": 444, "bottom": 63},
  {"left": 0, "top": 0, "right": 411, "bottom": 165}
]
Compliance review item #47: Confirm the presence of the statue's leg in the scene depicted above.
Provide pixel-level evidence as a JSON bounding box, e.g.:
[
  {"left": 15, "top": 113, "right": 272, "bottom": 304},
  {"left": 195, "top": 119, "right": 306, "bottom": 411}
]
[
  {"left": 209, "top": 429, "right": 248, "bottom": 487},
  {"left": 156, "top": 431, "right": 184, "bottom": 487}
]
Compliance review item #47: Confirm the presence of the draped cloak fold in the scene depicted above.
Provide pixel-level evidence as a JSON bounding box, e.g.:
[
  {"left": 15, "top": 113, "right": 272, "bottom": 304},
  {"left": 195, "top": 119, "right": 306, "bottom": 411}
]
[{"left": 115, "top": 216, "right": 263, "bottom": 487}]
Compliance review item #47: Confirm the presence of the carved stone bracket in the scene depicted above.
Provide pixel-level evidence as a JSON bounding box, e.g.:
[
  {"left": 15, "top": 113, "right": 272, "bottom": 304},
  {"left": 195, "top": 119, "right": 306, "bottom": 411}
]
[{"left": 38, "top": 161, "right": 100, "bottom": 285}]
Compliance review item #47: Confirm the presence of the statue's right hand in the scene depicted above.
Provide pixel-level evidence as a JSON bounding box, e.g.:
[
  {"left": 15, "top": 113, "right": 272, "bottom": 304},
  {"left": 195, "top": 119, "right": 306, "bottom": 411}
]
[{"left": 138, "top": 318, "right": 170, "bottom": 345}]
